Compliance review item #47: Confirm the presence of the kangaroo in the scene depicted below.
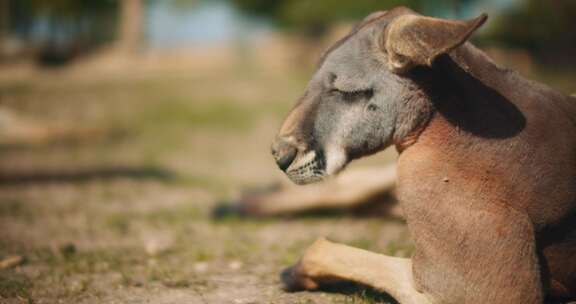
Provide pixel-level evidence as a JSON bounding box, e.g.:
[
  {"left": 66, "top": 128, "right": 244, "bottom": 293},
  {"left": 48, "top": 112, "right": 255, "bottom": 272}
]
[{"left": 270, "top": 7, "right": 576, "bottom": 304}]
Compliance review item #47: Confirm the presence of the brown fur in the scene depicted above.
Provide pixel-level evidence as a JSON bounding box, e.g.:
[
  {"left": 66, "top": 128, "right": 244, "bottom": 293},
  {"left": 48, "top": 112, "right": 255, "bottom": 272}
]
[
  {"left": 272, "top": 7, "right": 576, "bottom": 304},
  {"left": 396, "top": 44, "right": 576, "bottom": 301}
]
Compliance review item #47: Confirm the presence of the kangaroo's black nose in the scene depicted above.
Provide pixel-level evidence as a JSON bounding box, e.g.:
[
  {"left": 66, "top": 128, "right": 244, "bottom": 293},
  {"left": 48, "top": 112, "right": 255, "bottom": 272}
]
[{"left": 272, "top": 138, "right": 298, "bottom": 172}]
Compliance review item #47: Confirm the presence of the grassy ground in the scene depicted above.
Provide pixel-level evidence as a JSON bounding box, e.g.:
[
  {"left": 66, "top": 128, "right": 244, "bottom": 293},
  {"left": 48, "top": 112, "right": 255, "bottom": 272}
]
[
  {"left": 0, "top": 53, "right": 574, "bottom": 304},
  {"left": 0, "top": 61, "right": 406, "bottom": 304}
]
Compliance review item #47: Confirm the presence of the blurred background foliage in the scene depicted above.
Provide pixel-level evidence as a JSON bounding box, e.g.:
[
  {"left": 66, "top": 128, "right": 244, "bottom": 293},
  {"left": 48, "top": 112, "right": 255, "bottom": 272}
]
[
  {"left": 231, "top": 0, "right": 576, "bottom": 64},
  {"left": 231, "top": 0, "right": 475, "bottom": 35},
  {"left": 1, "top": 0, "right": 576, "bottom": 63},
  {"left": 232, "top": 0, "right": 421, "bottom": 36},
  {"left": 6, "top": 0, "right": 118, "bottom": 47},
  {"left": 486, "top": 0, "right": 576, "bottom": 63}
]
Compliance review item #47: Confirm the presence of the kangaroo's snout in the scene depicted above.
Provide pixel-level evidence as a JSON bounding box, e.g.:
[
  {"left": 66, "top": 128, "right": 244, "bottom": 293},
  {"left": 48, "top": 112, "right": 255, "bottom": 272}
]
[{"left": 271, "top": 137, "right": 298, "bottom": 172}]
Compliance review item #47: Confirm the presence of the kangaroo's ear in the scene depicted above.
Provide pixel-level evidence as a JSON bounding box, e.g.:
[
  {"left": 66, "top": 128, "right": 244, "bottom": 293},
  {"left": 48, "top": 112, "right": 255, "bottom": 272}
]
[{"left": 382, "top": 13, "right": 487, "bottom": 73}]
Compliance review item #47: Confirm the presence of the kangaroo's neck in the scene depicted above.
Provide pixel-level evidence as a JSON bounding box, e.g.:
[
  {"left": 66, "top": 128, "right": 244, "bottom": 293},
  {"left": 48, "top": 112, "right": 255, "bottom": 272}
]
[
  {"left": 448, "top": 45, "right": 527, "bottom": 136},
  {"left": 395, "top": 43, "right": 528, "bottom": 153},
  {"left": 448, "top": 43, "right": 513, "bottom": 90}
]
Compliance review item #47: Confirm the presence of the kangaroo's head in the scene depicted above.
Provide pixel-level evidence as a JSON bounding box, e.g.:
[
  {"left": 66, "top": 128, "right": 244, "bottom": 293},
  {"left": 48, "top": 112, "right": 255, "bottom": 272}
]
[{"left": 271, "top": 7, "right": 487, "bottom": 184}]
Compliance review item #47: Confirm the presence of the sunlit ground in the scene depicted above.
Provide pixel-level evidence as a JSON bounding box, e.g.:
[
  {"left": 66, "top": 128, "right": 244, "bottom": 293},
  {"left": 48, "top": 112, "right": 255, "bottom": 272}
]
[
  {"left": 0, "top": 51, "right": 409, "bottom": 304},
  {"left": 0, "top": 46, "right": 574, "bottom": 304}
]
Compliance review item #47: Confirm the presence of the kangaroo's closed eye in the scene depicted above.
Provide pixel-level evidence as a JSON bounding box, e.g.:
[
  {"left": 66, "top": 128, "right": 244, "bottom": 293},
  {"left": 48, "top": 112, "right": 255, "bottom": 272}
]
[
  {"left": 328, "top": 73, "right": 373, "bottom": 101},
  {"left": 331, "top": 88, "right": 374, "bottom": 101}
]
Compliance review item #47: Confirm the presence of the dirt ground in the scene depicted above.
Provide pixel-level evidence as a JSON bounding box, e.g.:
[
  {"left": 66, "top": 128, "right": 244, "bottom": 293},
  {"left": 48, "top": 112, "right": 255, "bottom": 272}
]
[
  {"left": 0, "top": 58, "right": 410, "bottom": 304},
  {"left": 1, "top": 51, "right": 575, "bottom": 304}
]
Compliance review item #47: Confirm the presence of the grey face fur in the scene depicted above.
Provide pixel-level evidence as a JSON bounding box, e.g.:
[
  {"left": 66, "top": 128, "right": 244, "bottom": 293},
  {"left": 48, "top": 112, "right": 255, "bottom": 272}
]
[
  {"left": 313, "top": 38, "right": 416, "bottom": 166},
  {"left": 272, "top": 8, "right": 485, "bottom": 184},
  {"left": 275, "top": 21, "right": 426, "bottom": 184}
]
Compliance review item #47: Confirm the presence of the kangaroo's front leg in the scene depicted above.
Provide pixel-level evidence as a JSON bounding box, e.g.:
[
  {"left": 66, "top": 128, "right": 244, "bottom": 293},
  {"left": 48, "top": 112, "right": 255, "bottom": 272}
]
[
  {"left": 404, "top": 199, "right": 544, "bottom": 304},
  {"left": 282, "top": 238, "right": 432, "bottom": 304}
]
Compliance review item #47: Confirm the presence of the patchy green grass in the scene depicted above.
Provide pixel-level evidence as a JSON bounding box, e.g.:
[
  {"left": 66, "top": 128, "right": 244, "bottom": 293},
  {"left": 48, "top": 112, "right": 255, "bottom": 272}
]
[
  {"left": 384, "top": 240, "right": 415, "bottom": 258},
  {"left": 276, "top": 239, "right": 316, "bottom": 266},
  {"left": 37, "top": 247, "right": 141, "bottom": 277},
  {"left": 0, "top": 65, "right": 408, "bottom": 303},
  {"left": 0, "top": 199, "right": 33, "bottom": 221},
  {"left": 139, "top": 99, "right": 257, "bottom": 131},
  {"left": 104, "top": 203, "right": 204, "bottom": 235},
  {"left": 0, "top": 272, "right": 32, "bottom": 299},
  {"left": 335, "top": 287, "right": 398, "bottom": 304},
  {"left": 173, "top": 174, "right": 229, "bottom": 194},
  {"left": 0, "top": 81, "right": 34, "bottom": 96},
  {"left": 349, "top": 238, "right": 380, "bottom": 252}
]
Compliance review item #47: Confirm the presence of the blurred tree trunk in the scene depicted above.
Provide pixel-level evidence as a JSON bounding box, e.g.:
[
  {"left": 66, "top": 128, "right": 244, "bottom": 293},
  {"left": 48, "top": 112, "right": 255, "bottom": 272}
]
[
  {"left": 0, "top": 0, "right": 9, "bottom": 56},
  {"left": 452, "top": 0, "right": 462, "bottom": 18},
  {"left": 115, "top": 0, "right": 142, "bottom": 54}
]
